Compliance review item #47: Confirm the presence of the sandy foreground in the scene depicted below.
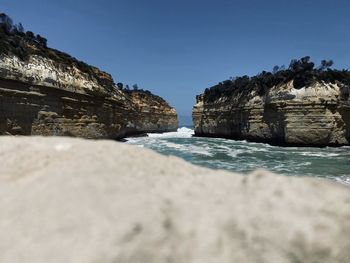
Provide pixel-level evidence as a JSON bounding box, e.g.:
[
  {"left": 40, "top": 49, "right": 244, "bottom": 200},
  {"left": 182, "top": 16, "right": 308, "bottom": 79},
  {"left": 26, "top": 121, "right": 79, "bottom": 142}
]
[{"left": 0, "top": 136, "right": 349, "bottom": 263}]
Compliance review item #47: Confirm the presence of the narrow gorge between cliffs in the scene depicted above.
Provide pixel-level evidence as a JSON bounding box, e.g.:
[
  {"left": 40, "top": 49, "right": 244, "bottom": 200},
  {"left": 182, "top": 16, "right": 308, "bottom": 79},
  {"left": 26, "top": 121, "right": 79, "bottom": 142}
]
[{"left": 1, "top": 13, "right": 350, "bottom": 187}]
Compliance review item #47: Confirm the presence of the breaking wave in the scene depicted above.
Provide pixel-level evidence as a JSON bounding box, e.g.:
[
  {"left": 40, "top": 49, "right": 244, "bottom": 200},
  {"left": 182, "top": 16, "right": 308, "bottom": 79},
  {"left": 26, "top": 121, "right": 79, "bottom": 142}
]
[
  {"left": 147, "top": 127, "right": 194, "bottom": 138},
  {"left": 125, "top": 127, "right": 350, "bottom": 186}
]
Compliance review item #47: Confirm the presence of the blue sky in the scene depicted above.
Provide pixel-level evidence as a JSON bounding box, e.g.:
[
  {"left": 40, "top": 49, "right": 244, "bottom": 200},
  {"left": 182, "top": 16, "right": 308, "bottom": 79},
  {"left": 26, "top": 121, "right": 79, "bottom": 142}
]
[{"left": 2, "top": 0, "right": 350, "bottom": 116}]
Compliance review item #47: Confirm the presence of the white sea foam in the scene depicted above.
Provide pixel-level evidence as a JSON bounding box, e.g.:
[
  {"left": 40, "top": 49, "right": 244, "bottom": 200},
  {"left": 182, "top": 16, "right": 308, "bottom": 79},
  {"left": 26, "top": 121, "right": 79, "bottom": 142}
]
[
  {"left": 125, "top": 127, "right": 350, "bottom": 186},
  {"left": 216, "top": 145, "right": 232, "bottom": 151},
  {"left": 161, "top": 141, "right": 213, "bottom": 156},
  {"left": 272, "top": 164, "right": 288, "bottom": 171},
  {"left": 147, "top": 127, "right": 194, "bottom": 138},
  {"left": 226, "top": 149, "right": 246, "bottom": 158},
  {"left": 299, "top": 162, "right": 312, "bottom": 166},
  {"left": 188, "top": 145, "right": 213, "bottom": 156},
  {"left": 300, "top": 152, "right": 341, "bottom": 157},
  {"left": 245, "top": 146, "right": 269, "bottom": 152},
  {"left": 161, "top": 141, "right": 187, "bottom": 151},
  {"left": 336, "top": 177, "right": 350, "bottom": 187},
  {"left": 124, "top": 138, "right": 139, "bottom": 144}
]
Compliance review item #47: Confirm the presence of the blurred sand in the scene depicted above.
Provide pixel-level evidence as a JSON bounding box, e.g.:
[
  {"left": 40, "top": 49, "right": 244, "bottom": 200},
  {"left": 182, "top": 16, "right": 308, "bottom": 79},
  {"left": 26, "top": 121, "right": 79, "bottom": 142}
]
[{"left": 0, "top": 136, "right": 349, "bottom": 263}]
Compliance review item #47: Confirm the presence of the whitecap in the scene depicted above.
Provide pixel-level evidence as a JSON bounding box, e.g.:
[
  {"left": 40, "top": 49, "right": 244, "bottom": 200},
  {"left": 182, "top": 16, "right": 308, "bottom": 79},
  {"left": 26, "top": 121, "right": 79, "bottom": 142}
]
[
  {"left": 188, "top": 145, "right": 213, "bottom": 156},
  {"left": 147, "top": 127, "right": 194, "bottom": 139},
  {"left": 298, "top": 161, "right": 312, "bottom": 166},
  {"left": 244, "top": 146, "right": 269, "bottom": 152},
  {"left": 226, "top": 149, "right": 246, "bottom": 158},
  {"left": 300, "top": 152, "right": 341, "bottom": 157},
  {"left": 160, "top": 141, "right": 187, "bottom": 151},
  {"left": 216, "top": 145, "right": 232, "bottom": 151},
  {"left": 124, "top": 138, "right": 140, "bottom": 144}
]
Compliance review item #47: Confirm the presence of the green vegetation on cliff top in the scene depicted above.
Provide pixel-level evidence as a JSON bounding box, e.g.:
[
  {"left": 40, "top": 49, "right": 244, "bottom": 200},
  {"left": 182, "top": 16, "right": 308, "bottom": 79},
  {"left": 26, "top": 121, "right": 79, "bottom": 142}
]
[
  {"left": 203, "top": 57, "right": 350, "bottom": 103},
  {"left": 0, "top": 12, "right": 167, "bottom": 103},
  {"left": 0, "top": 12, "right": 116, "bottom": 91}
]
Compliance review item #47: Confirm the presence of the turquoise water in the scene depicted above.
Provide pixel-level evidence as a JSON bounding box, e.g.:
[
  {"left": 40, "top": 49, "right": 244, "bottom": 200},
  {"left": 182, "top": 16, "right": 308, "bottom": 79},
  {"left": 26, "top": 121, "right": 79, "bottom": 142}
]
[{"left": 126, "top": 127, "right": 350, "bottom": 186}]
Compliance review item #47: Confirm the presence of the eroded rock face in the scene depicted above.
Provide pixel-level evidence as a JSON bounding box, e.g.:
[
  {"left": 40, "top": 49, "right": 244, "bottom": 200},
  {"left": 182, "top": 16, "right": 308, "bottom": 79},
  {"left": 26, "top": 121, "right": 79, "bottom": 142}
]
[
  {"left": 0, "top": 54, "right": 115, "bottom": 94},
  {"left": 127, "top": 91, "right": 178, "bottom": 133},
  {"left": 0, "top": 136, "right": 349, "bottom": 263},
  {"left": 193, "top": 81, "right": 350, "bottom": 146},
  {"left": 0, "top": 54, "right": 178, "bottom": 138}
]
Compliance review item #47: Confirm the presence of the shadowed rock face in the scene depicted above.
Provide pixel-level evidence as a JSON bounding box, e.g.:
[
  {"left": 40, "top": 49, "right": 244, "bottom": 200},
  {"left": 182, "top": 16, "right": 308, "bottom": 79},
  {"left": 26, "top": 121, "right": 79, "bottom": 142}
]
[
  {"left": 193, "top": 81, "right": 350, "bottom": 146},
  {"left": 0, "top": 136, "right": 350, "bottom": 263},
  {"left": 0, "top": 54, "right": 178, "bottom": 138}
]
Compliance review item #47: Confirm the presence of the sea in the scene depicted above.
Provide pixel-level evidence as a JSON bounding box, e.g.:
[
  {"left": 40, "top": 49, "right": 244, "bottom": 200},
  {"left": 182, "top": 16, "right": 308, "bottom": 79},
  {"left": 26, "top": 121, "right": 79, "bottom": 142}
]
[{"left": 126, "top": 127, "right": 350, "bottom": 186}]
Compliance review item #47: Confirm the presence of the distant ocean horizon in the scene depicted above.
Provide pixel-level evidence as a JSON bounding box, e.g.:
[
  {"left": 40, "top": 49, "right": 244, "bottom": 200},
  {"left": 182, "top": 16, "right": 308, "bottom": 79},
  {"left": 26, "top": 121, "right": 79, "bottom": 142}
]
[
  {"left": 178, "top": 115, "right": 193, "bottom": 127},
  {"left": 126, "top": 127, "right": 350, "bottom": 187}
]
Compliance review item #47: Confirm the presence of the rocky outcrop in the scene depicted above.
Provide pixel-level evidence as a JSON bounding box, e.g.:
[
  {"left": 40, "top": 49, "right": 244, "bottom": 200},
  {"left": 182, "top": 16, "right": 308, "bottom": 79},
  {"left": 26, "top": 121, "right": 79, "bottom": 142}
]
[
  {"left": 193, "top": 81, "right": 350, "bottom": 146},
  {"left": 1, "top": 136, "right": 350, "bottom": 263},
  {"left": 0, "top": 54, "right": 177, "bottom": 138}
]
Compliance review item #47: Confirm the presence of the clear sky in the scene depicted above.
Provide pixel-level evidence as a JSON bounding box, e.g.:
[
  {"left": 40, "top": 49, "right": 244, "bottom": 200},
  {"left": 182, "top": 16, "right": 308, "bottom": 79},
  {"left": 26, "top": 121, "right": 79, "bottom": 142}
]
[{"left": 2, "top": 0, "right": 350, "bottom": 116}]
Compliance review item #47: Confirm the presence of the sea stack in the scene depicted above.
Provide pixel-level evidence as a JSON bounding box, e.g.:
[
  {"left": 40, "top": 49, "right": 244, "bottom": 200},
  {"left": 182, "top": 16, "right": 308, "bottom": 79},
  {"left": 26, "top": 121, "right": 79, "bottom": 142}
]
[
  {"left": 0, "top": 16, "right": 178, "bottom": 138},
  {"left": 193, "top": 57, "right": 350, "bottom": 146}
]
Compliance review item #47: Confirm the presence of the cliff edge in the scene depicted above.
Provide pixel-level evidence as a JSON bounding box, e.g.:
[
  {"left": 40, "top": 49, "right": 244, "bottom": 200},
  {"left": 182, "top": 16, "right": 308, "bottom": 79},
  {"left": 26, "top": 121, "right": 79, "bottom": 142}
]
[
  {"left": 0, "top": 13, "right": 178, "bottom": 138},
  {"left": 193, "top": 57, "right": 350, "bottom": 146}
]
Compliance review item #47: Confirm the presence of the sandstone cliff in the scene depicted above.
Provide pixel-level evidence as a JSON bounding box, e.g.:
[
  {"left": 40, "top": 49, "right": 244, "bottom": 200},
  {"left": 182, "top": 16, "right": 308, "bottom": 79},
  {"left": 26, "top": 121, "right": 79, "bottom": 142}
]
[
  {"left": 0, "top": 16, "right": 177, "bottom": 138},
  {"left": 193, "top": 58, "right": 350, "bottom": 146},
  {"left": 1, "top": 136, "right": 350, "bottom": 263}
]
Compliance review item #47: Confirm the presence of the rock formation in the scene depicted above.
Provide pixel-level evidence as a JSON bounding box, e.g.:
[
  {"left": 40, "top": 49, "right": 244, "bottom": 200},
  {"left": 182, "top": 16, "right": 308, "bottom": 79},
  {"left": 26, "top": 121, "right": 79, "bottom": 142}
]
[
  {"left": 0, "top": 136, "right": 350, "bottom": 263},
  {"left": 193, "top": 58, "right": 350, "bottom": 146},
  {"left": 0, "top": 15, "right": 177, "bottom": 138}
]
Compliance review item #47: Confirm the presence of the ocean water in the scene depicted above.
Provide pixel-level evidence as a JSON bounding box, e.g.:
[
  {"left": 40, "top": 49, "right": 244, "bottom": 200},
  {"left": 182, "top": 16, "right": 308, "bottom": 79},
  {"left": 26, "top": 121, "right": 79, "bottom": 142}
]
[{"left": 126, "top": 127, "right": 350, "bottom": 186}]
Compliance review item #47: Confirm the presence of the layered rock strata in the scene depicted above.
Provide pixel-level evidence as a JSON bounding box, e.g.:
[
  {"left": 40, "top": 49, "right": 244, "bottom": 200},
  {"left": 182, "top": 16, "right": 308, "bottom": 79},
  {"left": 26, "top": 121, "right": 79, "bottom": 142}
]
[
  {"left": 193, "top": 81, "right": 350, "bottom": 146},
  {"left": 0, "top": 55, "right": 178, "bottom": 138},
  {"left": 1, "top": 136, "right": 350, "bottom": 263}
]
